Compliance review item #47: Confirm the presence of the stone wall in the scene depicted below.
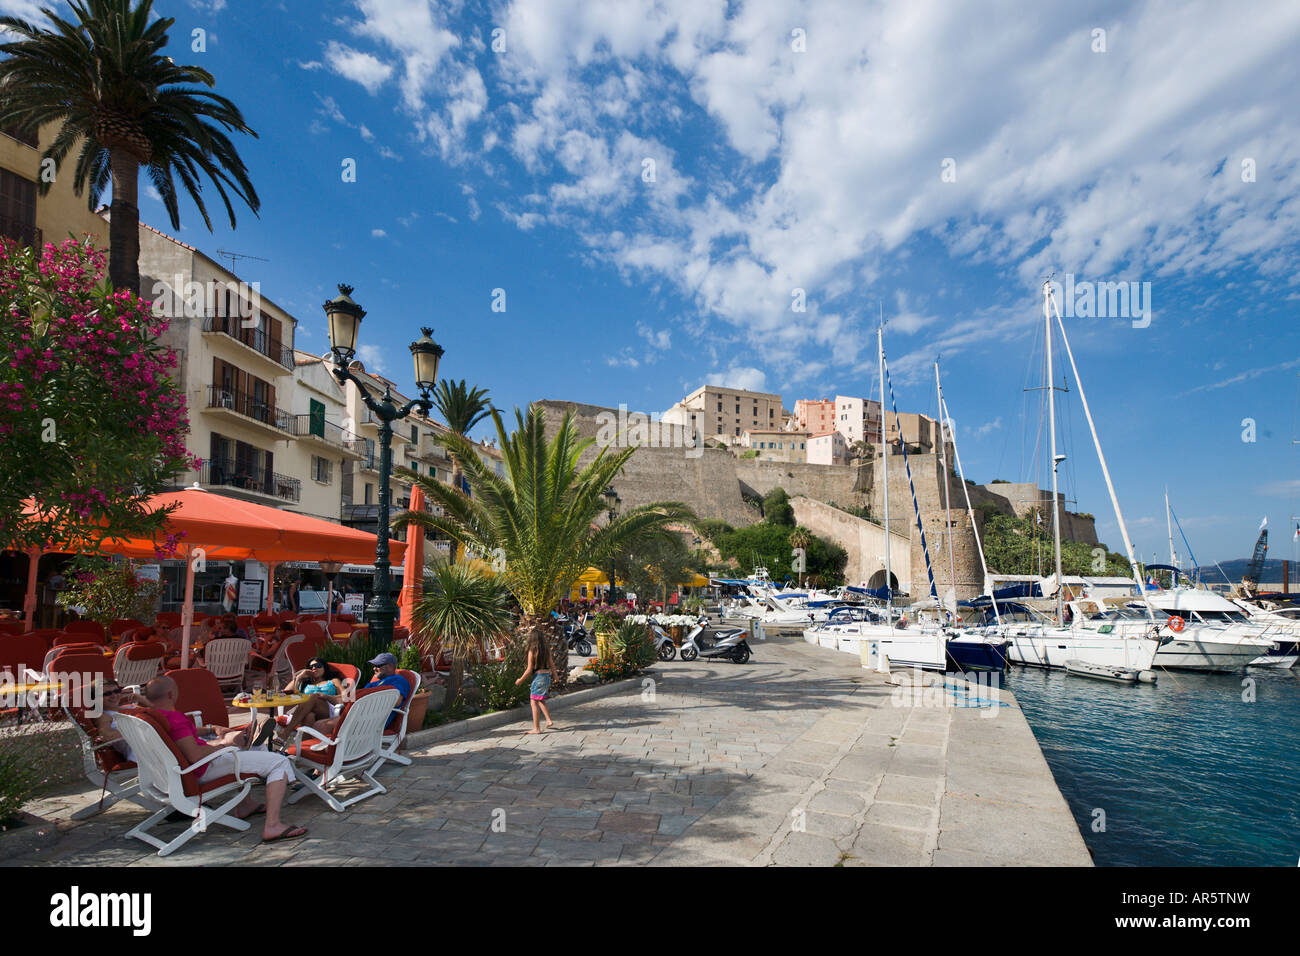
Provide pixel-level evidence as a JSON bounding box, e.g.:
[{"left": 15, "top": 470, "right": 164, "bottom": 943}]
[
  {"left": 790, "top": 497, "right": 912, "bottom": 594},
  {"left": 532, "top": 399, "right": 1100, "bottom": 592}
]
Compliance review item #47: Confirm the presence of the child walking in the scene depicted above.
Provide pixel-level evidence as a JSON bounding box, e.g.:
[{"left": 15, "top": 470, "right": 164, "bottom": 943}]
[{"left": 515, "top": 629, "right": 555, "bottom": 733}]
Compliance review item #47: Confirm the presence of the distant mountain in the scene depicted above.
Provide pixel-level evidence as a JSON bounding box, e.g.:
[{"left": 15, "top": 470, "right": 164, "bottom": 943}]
[{"left": 1191, "top": 557, "right": 1292, "bottom": 583}]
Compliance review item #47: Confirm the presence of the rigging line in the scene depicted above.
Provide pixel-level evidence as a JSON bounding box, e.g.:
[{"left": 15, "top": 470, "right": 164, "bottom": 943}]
[{"left": 882, "top": 350, "right": 945, "bottom": 620}]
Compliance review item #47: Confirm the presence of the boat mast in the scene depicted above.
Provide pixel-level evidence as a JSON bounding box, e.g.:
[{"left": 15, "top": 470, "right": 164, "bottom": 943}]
[
  {"left": 879, "top": 324, "right": 891, "bottom": 619},
  {"left": 943, "top": 393, "right": 1001, "bottom": 626},
  {"left": 1045, "top": 284, "right": 1066, "bottom": 625},
  {"left": 1165, "top": 487, "right": 1178, "bottom": 574},
  {"left": 935, "top": 361, "right": 958, "bottom": 622},
  {"left": 1045, "top": 282, "right": 1155, "bottom": 621}
]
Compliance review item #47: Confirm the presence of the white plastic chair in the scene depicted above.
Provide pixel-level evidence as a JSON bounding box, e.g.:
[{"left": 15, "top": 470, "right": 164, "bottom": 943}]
[
  {"left": 62, "top": 706, "right": 158, "bottom": 820},
  {"left": 114, "top": 712, "right": 253, "bottom": 857},
  {"left": 286, "top": 688, "right": 398, "bottom": 812},
  {"left": 202, "top": 637, "right": 251, "bottom": 693},
  {"left": 113, "top": 645, "right": 164, "bottom": 687},
  {"left": 373, "top": 670, "right": 421, "bottom": 771}
]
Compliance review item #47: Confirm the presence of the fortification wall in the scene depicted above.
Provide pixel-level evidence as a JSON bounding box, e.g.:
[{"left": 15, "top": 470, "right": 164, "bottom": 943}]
[{"left": 790, "top": 497, "right": 912, "bottom": 594}]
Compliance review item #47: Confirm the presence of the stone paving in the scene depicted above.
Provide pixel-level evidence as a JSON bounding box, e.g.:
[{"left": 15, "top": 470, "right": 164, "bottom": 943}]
[{"left": 7, "top": 636, "right": 1092, "bottom": 866}]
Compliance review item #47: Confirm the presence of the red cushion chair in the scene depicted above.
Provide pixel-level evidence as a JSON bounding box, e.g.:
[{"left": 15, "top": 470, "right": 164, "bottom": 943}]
[
  {"left": 0, "top": 633, "right": 49, "bottom": 679},
  {"left": 64, "top": 620, "right": 107, "bottom": 641},
  {"left": 46, "top": 651, "right": 112, "bottom": 689},
  {"left": 155, "top": 612, "right": 182, "bottom": 628},
  {"left": 110, "top": 618, "right": 147, "bottom": 637},
  {"left": 54, "top": 631, "right": 104, "bottom": 648},
  {"left": 284, "top": 637, "right": 317, "bottom": 673},
  {"left": 165, "top": 667, "right": 230, "bottom": 729},
  {"left": 26, "top": 628, "right": 63, "bottom": 647},
  {"left": 0, "top": 620, "right": 25, "bottom": 636}
]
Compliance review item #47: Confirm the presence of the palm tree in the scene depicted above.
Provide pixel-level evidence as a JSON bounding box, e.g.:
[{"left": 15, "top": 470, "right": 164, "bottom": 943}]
[
  {"left": 429, "top": 379, "right": 491, "bottom": 562},
  {"left": 394, "top": 406, "right": 696, "bottom": 689},
  {"left": 790, "top": 527, "right": 812, "bottom": 587},
  {"left": 0, "top": 0, "right": 259, "bottom": 293},
  {"left": 411, "top": 558, "right": 513, "bottom": 712}
]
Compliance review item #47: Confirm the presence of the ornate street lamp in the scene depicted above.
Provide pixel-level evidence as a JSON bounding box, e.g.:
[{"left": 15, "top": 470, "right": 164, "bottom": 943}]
[
  {"left": 603, "top": 485, "right": 621, "bottom": 604},
  {"left": 324, "top": 284, "right": 443, "bottom": 650}
]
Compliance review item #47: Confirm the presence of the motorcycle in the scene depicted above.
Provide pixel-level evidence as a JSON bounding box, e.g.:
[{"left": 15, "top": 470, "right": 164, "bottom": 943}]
[
  {"left": 679, "top": 617, "right": 754, "bottom": 664},
  {"left": 648, "top": 622, "right": 678, "bottom": 661},
  {"left": 554, "top": 612, "right": 593, "bottom": 656}
]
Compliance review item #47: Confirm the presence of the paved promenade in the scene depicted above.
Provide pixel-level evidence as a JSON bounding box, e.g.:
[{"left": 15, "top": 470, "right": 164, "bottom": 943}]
[{"left": 9, "top": 637, "right": 1091, "bottom": 866}]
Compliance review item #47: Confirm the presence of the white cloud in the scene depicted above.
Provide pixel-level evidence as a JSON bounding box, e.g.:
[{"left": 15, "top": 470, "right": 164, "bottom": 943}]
[
  {"left": 719, "top": 366, "right": 768, "bottom": 393},
  {"left": 324, "top": 41, "right": 394, "bottom": 94},
  {"left": 324, "top": 0, "right": 1300, "bottom": 380},
  {"left": 371, "top": 229, "right": 387, "bottom": 238},
  {"left": 357, "top": 344, "right": 387, "bottom": 374}
]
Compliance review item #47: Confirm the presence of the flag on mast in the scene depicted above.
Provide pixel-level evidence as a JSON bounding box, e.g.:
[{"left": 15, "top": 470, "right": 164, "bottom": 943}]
[{"left": 1259, "top": 516, "right": 1268, "bottom": 531}]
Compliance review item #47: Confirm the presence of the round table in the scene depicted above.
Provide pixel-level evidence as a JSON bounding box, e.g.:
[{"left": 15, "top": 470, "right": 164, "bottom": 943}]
[{"left": 231, "top": 693, "right": 310, "bottom": 731}]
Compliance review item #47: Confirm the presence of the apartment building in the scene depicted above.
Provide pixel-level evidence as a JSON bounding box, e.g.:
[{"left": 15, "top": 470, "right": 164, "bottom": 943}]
[
  {"left": 662, "top": 385, "right": 788, "bottom": 440},
  {"left": 833, "top": 395, "right": 884, "bottom": 446},
  {"left": 807, "top": 430, "right": 848, "bottom": 465},
  {"left": 136, "top": 222, "right": 505, "bottom": 539},
  {"left": 793, "top": 398, "right": 836, "bottom": 435},
  {"left": 742, "top": 427, "right": 809, "bottom": 463},
  {"left": 1, "top": 123, "right": 107, "bottom": 250}
]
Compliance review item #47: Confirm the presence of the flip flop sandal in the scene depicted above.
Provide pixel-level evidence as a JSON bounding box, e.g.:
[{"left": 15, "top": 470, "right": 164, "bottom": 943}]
[
  {"left": 262, "top": 825, "right": 307, "bottom": 844},
  {"left": 251, "top": 718, "right": 277, "bottom": 749}
]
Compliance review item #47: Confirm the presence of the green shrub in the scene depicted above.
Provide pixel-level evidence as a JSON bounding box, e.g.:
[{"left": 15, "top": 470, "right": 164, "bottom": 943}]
[
  {"left": 467, "top": 640, "right": 530, "bottom": 712},
  {"left": 319, "top": 639, "right": 416, "bottom": 687},
  {"left": 0, "top": 725, "right": 66, "bottom": 827},
  {"left": 611, "top": 620, "right": 656, "bottom": 670}
]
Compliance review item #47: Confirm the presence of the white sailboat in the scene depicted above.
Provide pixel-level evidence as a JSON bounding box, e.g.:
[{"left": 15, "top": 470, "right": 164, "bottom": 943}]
[{"left": 1001, "top": 283, "right": 1161, "bottom": 674}]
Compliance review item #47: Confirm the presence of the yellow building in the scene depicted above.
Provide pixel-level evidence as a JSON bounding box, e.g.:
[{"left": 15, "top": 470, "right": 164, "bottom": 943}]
[{"left": 1, "top": 123, "right": 108, "bottom": 250}]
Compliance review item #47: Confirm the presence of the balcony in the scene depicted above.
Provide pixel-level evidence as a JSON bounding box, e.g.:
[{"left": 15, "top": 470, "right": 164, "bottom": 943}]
[
  {"left": 284, "top": 414, "right": 365, "bottom": 459},
  {"left": 198, "top": 458, "right": 301, "bottom": 503},
  {"left": 0, "top": 214, "right": 41, "bottom": 249},
  {"left": 204, "top": 386, "right": 293, "bottom": 440},
  {"left": 201, "top": 315, "right": 294, "bottom": 375}
]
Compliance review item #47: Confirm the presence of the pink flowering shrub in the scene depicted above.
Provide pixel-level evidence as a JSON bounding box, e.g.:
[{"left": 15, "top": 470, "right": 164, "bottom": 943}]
[{"left": 0, "top": 238, "right": 197, "bottom": 550}]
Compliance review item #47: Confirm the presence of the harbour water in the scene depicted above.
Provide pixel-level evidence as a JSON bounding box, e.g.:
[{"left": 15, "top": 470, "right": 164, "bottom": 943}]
[{"left": 1008, "top": 665, "right": 1300, "bottom": 866}]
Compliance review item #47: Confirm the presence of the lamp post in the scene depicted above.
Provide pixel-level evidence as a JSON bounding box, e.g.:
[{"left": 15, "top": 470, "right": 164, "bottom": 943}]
[
  {"left": 603, "top": 485, "right": 621, "bottom": 604},
  {"left": 324, "top": 284, "right": 443, "bottom": 651}
]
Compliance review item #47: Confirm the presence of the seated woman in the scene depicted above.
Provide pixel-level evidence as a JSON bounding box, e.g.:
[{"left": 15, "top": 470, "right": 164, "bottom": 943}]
[{"left": 274, "top": 658, "right": 349, "bottom": 744}]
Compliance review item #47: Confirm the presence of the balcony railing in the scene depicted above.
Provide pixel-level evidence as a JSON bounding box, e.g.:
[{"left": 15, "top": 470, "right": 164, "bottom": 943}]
[
  {"left": 199, "top": 458, "right": 301, "bottom": 502},
  {"left": 206, "top": 385, "right": 292, "bottom": 431},
  {"left": 0, "top": 215, "right": 42, "bottom": 249},
  {"left": 284, "top": 414, "right": 361, "bottom": 449},
  {"left": 202, "top": 315, "right": 294, "bottom": 370}
]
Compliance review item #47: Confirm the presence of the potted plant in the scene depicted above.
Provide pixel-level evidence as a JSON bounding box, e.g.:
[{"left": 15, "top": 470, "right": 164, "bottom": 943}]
[{"left": 590, "top": 604, "right": 625, "bottom": 659}]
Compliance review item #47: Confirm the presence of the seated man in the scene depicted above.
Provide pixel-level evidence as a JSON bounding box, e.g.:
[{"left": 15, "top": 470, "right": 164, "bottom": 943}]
[
  {"left": 143, "top": 677, "right": 306, "bottom": 843},
  {"left": 212, "top": 613, "right": 251, "bottom": 642}
]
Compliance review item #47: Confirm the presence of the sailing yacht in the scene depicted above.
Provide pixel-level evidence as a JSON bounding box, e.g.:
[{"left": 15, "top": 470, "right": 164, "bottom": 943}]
[{"left": 999, "top": 283, "right": 1162, "bottom": 674}]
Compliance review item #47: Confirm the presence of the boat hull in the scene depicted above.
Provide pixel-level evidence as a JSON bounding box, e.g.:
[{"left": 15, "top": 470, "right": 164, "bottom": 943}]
[{"left": 1005, "top": 629, "right": 1159, "bottom": 671}]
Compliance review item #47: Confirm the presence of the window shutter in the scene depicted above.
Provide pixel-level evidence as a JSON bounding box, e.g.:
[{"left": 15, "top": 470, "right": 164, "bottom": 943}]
[{"left": 309, "top": 399, "right": 325, "bottom": 437}]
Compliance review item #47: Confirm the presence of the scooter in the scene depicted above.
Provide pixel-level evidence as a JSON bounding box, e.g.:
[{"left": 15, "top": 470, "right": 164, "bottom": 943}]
[
  {"left": 679, "top": 617, "right": 754, "bottom": 664},
  {"left": 555, "top": 612, "right": 593, "bottom": 656},
  {"left": 648, "top": 622, "right": 678, "bottom": 661}
]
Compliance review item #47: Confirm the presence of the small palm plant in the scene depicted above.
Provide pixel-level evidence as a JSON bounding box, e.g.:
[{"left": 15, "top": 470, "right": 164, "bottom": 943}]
[
  {"left": 395, "top": 406, "right": 696, "bottom": 689},
  {"left": 411, "top": 558, "right": 514, "bottom": 711}
]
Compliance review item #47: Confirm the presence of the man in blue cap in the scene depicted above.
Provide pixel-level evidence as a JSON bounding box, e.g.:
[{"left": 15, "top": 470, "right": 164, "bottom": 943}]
[{"left": 365, "top": 652, "right": 411, "bottom": 731}]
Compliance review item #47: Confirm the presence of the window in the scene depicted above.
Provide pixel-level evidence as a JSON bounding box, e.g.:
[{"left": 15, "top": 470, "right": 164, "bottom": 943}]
[
  {"left": 364, "top": 483, "right": 373, "bottom": 505},
  {"left": 311, "top": 456, "right": 332, "bottom": 483},
  {"left": 410, "top": 424, "right": 418, "bottom": 444},
  {"left": 0, "top": 169, "right": 38, "bottom": 246}
]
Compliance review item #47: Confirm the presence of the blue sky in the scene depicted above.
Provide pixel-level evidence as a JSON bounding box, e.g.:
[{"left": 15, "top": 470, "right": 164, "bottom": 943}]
[{"left": 7, "top": 0, "right": 1298, "bottom": 564}]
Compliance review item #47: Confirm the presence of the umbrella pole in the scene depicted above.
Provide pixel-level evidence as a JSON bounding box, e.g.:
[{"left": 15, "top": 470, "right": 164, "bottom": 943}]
[
  {"left": 180, "top": 546, "right": 196, "bottom": 670},
  {"left": 265, "top": 562, "right": 278, "bottom": 614},
  {"left": 23, "top": 549, "right": 40, "bottom": 632}
]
